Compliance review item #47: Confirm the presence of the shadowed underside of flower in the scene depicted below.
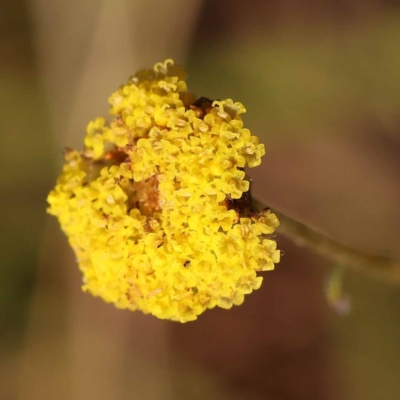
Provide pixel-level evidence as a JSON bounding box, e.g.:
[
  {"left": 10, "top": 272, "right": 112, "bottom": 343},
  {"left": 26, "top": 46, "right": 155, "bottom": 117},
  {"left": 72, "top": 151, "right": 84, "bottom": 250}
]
[{"left": 47, "top": 59, "right": 280, "bottom": 322}]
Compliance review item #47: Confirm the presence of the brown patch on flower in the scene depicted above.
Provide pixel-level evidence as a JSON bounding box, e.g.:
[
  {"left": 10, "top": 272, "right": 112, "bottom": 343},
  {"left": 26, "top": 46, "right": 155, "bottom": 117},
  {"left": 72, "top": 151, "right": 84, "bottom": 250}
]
[
  {"left": 132, "top": 175, "right": 162, "bottom": 216},
  {"left": 81, "top": 149, "right": 129, "bottom": 183},
  {"left": 64, "top": 147, "right": 74, "bottom": 158},
  {"left": 190, "top": 97, "right": 214, "bottom": 119},
  {"left": 104, "top": 150, "right": 129, "bottom": 164},
  {"left": 248, "top": 207, "right": 271, "bottom": 222},
  {"left": 221, "top": 189, "right": 253, "bottom": 221}
]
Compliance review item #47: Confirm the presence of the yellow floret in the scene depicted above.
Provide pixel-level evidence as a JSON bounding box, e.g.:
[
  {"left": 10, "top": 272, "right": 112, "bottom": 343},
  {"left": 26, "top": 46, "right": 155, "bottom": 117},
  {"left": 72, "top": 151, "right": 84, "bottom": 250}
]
[{"left": 47, "top": 59, "right": 280, "bottom": 322}]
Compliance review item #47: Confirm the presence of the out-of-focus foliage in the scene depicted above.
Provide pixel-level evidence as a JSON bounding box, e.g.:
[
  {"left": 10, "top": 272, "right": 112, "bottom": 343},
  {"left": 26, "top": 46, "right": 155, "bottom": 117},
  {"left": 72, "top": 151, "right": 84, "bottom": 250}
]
[
  {"left": 0, "top": 61, "right": 53, "bottom": 342},
  {"left": 188, "top": 14, "right": 400, "bottom": 143}
]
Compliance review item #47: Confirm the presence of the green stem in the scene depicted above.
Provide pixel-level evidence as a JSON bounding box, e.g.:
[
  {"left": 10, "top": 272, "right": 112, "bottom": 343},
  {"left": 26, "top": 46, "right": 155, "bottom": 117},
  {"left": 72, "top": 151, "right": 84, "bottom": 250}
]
[{"left": 253, "top": 199, "right": 400, "bottom": 285}]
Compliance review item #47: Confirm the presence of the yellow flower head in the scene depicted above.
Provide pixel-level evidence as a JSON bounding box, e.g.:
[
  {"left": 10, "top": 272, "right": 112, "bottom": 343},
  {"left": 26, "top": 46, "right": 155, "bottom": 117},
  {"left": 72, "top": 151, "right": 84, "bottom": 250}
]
[{"left": 47, "top": 59, "right": 280, "bottom": 322}]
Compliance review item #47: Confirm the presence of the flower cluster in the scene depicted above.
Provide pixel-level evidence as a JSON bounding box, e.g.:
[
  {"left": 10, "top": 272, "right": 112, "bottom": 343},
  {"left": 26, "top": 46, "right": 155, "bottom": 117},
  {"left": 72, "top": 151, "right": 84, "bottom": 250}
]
[{"left": 47, "top": 59, "right": 280, "bottom": 322}]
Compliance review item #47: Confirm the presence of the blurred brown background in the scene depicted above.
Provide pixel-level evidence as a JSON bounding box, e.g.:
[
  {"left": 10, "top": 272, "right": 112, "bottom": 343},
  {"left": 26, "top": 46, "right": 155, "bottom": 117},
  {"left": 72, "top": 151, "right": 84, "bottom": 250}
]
[{"left": 1, "top": 1, "right": 400, "bottom": 399}]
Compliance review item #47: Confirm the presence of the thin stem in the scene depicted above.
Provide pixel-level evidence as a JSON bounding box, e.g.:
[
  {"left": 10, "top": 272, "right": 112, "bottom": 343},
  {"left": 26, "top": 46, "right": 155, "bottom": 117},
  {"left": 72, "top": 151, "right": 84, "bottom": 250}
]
[{"left": 253, "top": 199, "right": 400, "bottom": 285}]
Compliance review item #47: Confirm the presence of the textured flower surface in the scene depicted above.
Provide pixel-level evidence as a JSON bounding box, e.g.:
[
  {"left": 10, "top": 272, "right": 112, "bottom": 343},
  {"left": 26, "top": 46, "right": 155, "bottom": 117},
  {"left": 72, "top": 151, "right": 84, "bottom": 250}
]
[{"left": 47, "top": 59, "right": 280, "bottom": 322}]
